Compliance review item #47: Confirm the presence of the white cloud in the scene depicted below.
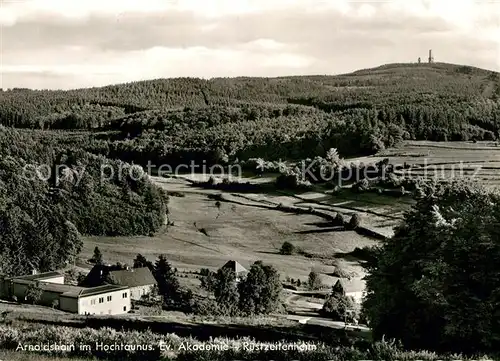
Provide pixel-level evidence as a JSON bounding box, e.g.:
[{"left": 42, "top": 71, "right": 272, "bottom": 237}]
[
  {"left": 243, "top": 39, "right": 287, "bottom": 51},
  {"left": 0, "top": 0, "right": 498, "bottom": 89}
]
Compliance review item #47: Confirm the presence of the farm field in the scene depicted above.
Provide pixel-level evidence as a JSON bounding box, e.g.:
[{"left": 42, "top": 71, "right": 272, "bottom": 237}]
[{"left": 352, "top": 141, "right": 500, "bottom": 189}]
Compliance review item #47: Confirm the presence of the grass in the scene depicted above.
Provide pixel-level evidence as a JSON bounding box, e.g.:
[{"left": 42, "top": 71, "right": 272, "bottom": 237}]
[{"left": 82, "top": 188, "right": 376, "bottom": 294}]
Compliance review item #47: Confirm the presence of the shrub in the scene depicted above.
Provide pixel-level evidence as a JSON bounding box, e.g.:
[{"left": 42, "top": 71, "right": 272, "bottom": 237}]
[
  {"left": 279, "top": 241, "right": 295, "bottom": 255},
  {"left": 334, "top": 213, "right": 345, "bottom": 226},
  {"left": 24, "top": 283, "right": 43, "bottom": 305},
  {"left": 348, "top": 213, "right": 361, "bottom": 230}
]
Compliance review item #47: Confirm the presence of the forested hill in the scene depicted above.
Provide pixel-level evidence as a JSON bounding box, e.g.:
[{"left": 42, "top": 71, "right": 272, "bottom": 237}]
[
  {"left": 1, "top": 62, "right": 499, "bottom": 164},
  {"left": 2, "top": 63, "right": 498, "bottom": 126}
]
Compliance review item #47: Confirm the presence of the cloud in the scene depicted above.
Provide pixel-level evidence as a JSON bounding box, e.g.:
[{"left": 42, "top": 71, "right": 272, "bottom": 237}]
[{"left": 0, "top": 0, "right": 498, "bottom": 89}]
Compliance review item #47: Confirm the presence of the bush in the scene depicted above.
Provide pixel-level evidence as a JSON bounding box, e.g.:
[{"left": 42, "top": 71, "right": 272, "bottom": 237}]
[
  {"left": 24, "top": 283, "right": 43, "bottom": 305},
  {"left": 279, "top": 241, "right": 295, "bottom": 255},
  {"left": 334, "top": 213, "right": 345, "bottom": 226},
  {"left": 348, "top": 213, "right": 361, "bottom": 230}
]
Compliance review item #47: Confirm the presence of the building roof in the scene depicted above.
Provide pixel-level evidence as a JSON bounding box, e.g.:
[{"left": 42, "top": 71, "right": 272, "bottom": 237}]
[
  {"left": 108, "top": 267, "right": 156, "bottom": 287},
  {"left": 61, "top": 284, "right": 129, "bottom": 299},
  {"left": 12, "top": 279, "right": 84, "bottom": 295},
  {"left": 12, "top": 271, "right": 63, "bottom": 282},
  {"left": 332, "top": 280, "right": 347, "bottom": 295},
  {"left": 221, "top": 260, "right": 248, "bottom": 275}
]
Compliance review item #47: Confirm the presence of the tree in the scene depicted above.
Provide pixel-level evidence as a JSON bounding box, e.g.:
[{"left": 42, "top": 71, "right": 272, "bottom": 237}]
[
  {"left": 200, "top": 268, "right": 217, "bottom": 293},
  {"left": 363, "top": 181, "right": 500, "bottom": 353},
  {"left": 64, "top": 268, "right": 77, "bottom": 285},
  {"left": 238, "top": 261, "right": 282, "bottom": 315},
  {"left": 133, "top": 254, "right": 153, "bottom": 270},
  {"left": 51, "top": 299, "right": 59, "bottom": 309},
  {"left": 76, "top": 272, "right": 87, "bottom": 286},
  {"left": 154, "top": 255, "right": 180, "bottom": 307},
  {"left": 307, "top": 271, "right": 323, "bottom": 290},
  {"left": 91, "top": 246, "right": 103, "bottom": 265},
  {"left": 279, "top": 241, "right": 295, "bottom": 255},
  {"left": 321, "top": 281, "right": 356, "bottom": 322},
  {"left": 25, "top": 283, "right": 43, "bottom": 305},
  {"left": 213, "top": 268, "right": 239, "bottom": 315},
  {"left": 61, "top": 221, "right": 83, "bottom": 265}
]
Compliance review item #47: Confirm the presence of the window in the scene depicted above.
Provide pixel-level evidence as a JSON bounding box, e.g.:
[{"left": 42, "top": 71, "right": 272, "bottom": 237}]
[
  {"left": 122, "top": 292, "right": 128, "bottom": 298},
  {"left": 107, "top": 295, "right": 112, "bottom": 302},
  {"left": 99, "top": 297, "right": 104, "bottom": 304},
  {"left": 90, "top": 299, "right": 96, "bottom": 305},
  {"left": 123, "top": 306, "right": 127, "bottom": 312}
]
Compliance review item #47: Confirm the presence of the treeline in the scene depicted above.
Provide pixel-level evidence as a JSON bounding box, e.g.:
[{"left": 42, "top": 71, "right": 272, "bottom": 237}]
[
  {"left": 10, "top": 100, "right": 500, "bottom": 171},
  {"left": 0, "top": 64, "right": 498, "bottom": 161},
  {"left": 0, "top": 127, "right": 169, "bottom": 276}
]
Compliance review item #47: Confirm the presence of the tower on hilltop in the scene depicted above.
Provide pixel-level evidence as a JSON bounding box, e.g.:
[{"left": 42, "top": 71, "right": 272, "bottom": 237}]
[{"left": 428, "top": 49, "right": 434, "bottom": 63}]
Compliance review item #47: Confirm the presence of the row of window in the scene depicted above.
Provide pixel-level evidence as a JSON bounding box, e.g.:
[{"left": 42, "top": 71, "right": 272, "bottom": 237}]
[{"left": 87, "top": 292, "right": 127, "bottom": 305}]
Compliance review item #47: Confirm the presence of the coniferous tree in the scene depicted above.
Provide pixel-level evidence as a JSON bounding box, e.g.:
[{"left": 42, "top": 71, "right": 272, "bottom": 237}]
[{"left": 91, "top": 247, "right": 103, "bottom": 265}]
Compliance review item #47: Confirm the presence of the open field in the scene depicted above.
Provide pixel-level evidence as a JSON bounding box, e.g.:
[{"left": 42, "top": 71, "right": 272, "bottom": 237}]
[
  {"left": 81, "top": 179, "right": 376, "bottom": 294},
  {"left": 352, "top": 140, "right": 500, "bottom": 189}
]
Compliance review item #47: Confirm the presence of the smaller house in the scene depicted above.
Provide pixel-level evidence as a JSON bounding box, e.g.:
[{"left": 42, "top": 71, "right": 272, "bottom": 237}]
[
  {"left": 221, "top": 260, "right": 248, "bottom": 282},
  {"left": 83, "top": 265, "right": 157, "bottom": 300}
]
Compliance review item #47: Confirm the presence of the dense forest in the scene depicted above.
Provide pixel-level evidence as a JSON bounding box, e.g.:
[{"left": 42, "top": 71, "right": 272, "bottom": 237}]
[
  {"left": 1, "top": 63, "right": 499, "bottom": 168},
  {"left": 0, "top": 127, "right": 169, "bottom": 276}
]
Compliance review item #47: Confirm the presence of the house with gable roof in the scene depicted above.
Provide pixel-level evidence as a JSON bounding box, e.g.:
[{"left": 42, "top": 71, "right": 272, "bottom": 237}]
[
  {"left": 82, "top": 264, "right": 157, "bottom": 300},
  {"left": 221, "top": 260, "right": 248, "bottom": 282}
]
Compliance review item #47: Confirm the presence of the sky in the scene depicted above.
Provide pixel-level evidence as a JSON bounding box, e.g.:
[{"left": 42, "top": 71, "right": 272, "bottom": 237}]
[{"left": 0, "top": 0, "right": 499, "bottom": 90}]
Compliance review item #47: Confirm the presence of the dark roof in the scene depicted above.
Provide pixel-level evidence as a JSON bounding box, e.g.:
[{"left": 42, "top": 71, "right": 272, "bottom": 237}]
[
  {"left": 221, "top": 260, "right": 248, "bottom": 275},
  {"left": 332, "top": 280, "right": 347, "bottom": 295},
  {"left": 12, "top": 271, "right": 63, "bottom": 282},
  {"left": 108, "top": 267, "right": 156, "bottom": 287},
  {"left": 61, "top": 284, "right": 129, "bottom": 299}
]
